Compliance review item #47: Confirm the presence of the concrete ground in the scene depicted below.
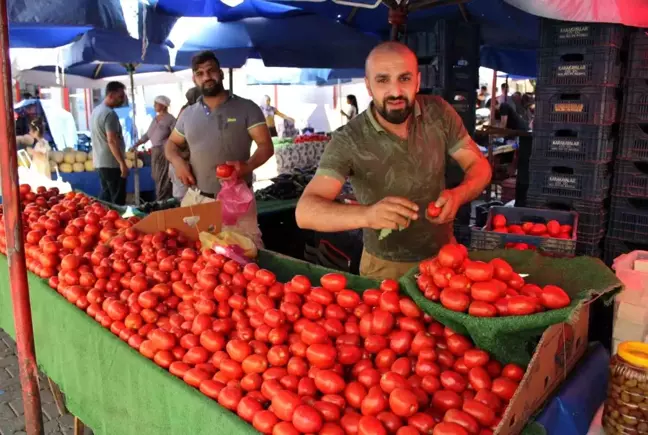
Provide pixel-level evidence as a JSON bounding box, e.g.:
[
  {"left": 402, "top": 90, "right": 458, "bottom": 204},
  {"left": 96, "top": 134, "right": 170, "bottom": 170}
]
[{"left": 0, "top": 330, "right": 91, "bottom": 435}]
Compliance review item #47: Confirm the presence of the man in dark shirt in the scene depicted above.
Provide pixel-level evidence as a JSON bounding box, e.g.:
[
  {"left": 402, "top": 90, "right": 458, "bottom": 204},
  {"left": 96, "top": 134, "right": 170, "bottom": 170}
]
[{"left": 495, "top": 99, "right": 528, "bottom": 132}]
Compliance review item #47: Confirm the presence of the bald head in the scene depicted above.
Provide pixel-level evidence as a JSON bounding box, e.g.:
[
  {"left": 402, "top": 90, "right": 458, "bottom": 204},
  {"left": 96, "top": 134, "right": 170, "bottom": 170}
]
[
  {"left": 364, "top": 41, "right": 420, "bottom": 125},
  {"left": 365, "top": 42, "right": 418, "bottom": 76}
]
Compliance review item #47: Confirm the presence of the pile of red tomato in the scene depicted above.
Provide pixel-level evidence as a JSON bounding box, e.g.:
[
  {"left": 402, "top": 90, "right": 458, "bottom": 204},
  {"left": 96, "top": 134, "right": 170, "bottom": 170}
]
[
  {"left": 417, "top": 244, "right": 572, "bottom": 317},
  {"left": 293, "top": 134, "right": 329, "bottom": 144},
  {"left": 491, "top": 215, "right": 573, "bottom": 240},
  {"left": 1, "top": 186, "right": 530, "bottom": 435}
]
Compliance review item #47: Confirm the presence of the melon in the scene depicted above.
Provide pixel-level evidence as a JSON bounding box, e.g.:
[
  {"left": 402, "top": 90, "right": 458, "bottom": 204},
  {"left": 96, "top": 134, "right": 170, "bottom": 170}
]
[
  {"left": 126, "top": 151, "right": 136, "bottom": 160},
  {"left": 75, "top": 151, "right": 87, "bottom": 163},
  {"left": 49, "top": 161, "right": 57, "bottom": 172},
  {"left": 51, "top": 151, "right": 64, "bottom": 163},
  {"left": 84, "top": 160, "right": 94, "bottom": 171},
  {"left": 72, "top": 162, "right": 85, "bottom": 173},
  {"left": 59, "top": 163, "right": 73, "bottom": 173},
  {"left": 63, "top": 152, "right": 76, "bottom": 164},
  {"left": 126, "top": 159, "right": 134, "bottom": 169},
  {"left": 136, "top": 159, "right": 144, "bottom": 168}
]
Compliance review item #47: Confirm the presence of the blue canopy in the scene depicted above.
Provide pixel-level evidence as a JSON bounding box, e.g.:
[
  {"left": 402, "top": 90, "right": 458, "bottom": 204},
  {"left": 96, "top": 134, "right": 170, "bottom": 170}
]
[
  {"left": 31, "top": 63, "right": 178, "bottom": 80},
  {"left": 8, "top": 0, "right": 129, "bottom": 48},
  {"left": 175, "top": 15, "right": 380, "bottom": 69},
  {"left": 246, "top": 66, "right": 363, "bottom": 85},
  {"left": 62, "top": 29, "right": 172, "bottom": 68},
  {"left": 151, "top": 0, "right": 304, "bottom": 20}
]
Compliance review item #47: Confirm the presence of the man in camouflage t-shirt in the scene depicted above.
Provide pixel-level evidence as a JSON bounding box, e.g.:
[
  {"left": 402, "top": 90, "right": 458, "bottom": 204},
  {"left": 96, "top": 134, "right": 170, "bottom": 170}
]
[{"left": 295, "top": 42, "right": 492, "bottom": 280}]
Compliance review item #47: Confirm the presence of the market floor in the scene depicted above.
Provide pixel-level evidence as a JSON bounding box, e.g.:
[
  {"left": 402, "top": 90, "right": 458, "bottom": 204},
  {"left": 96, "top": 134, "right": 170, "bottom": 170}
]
[{"left": 0, "top": 330, "right": 92, "bottom": 435}]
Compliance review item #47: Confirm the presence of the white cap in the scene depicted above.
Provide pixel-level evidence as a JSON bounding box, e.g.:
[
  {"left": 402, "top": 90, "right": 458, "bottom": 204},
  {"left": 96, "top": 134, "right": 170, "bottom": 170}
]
[{"left": 154, "top": 95, "right": 171, "bottom": 107}]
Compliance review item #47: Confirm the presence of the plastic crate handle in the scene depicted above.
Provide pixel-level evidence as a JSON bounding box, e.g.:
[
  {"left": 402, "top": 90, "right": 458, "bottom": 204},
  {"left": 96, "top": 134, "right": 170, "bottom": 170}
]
[
  {"left": 550, "top": 166, "right": 575, "bottom": 175},
  {"left": 625, "top": 197, "right": 648, "bottom": 210},
  {"left": 559, "top": 53, "right": 585, "bottom": 62},
  {"left": 552, "top": 129, "right": 579, "bottom": 139},
  {"left": 631, "top": 161, "right": 648, "bottom": 175}
]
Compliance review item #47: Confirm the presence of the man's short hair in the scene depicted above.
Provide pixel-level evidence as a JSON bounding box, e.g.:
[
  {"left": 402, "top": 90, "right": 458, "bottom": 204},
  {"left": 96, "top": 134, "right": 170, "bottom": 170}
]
[
  {"left": 501, "top": 83, "right": 508, "bottom": 89},
  {"left": 480, "top": 85, "right": 487, "bottom": 91},
  {"left": 191, "top": 51, "right": 220, "bottom": 71},
  {"left": 105, "top": 81, "right": 126, "bottom": 94}
]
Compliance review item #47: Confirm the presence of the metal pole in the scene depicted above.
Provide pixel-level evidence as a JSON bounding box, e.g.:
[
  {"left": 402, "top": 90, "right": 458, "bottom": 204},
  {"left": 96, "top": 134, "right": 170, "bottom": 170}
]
[
  {"left": 0, "top": 1, "right": 44, "bottom": 433},
  {"left": 487, "top": 68, "right": 497, "bottom": 199},
  {"left": 229, "top": 68, "right": 234, "bottom": 96},
  {"left": 128, "top": 66, "right": 140, "bottom": 206}
]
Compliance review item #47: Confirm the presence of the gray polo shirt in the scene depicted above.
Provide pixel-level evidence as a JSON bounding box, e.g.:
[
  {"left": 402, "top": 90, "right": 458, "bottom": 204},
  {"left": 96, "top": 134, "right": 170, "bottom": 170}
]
[
  {"left": 91, "top": 103, "right": 125, "bottom": 169},
  {"left": 174, "top": 95, "right": 266, "bottom": 195}
]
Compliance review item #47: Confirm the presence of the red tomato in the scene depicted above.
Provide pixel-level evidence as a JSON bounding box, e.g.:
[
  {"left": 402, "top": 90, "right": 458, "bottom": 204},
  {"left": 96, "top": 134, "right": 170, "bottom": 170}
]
[
  {"left": 540, "top": 285, "right": 571, "bottom": 309},
  {"left": 272, "top": 390, "right": 302, "bottom": 421},
  {"left": 361, "top": 386, "right": 388, "bottom": 416},
  {"left": 464, "top": 261, "right": 493, "bottom": 282},
  {"left": 502, "top": 363, "right": 525, "bottom": 382},
  {"left": 292, "top": 405, "right": 323, "bottom": 433},
  {"left": 437, "top": 245, "right": 465, "bottom": 269},
  {"left": 468, "top": 367, "right": 492, "bottom": 391},
  {"left": 506, "top": 296, "right": 537, "bottom": 316},
  {"left": 468, "top": 301, "right": 497, "bottom": 317},
  {"left": 491, "top": 377, "right": 518, "bottom": 400},
  {"left": 440, "top": 371, "right": 467, "bottom": 393},
  {"left": 380, "top": 279, "right": 399, "bottom": 292},
  {"left": 492, "top": 215, "right": 507, "bottom": 228},
  {"left": 463, "top": 398, "right": 496, "bottom": 426},
  {"left": 253, "top": 410, "right": 279, "bottom": 434},
  {"left": 321, "top": 273, "right": 347, "bottom": 292},
  {"left": 314, "top": 370, "right": 345, "bottom": 394},
  {"left": 427, "top": 202, "right": 442, "bottom": 218},
  {"left": 389, "top": 388, "right": 419, "bottom": 417},
  {"left": 470, "top": 281, "right": 502, "bottom": 303},
  {"left": 440, "top": 290, "right": 470, "bottom": 313},
  {"left": 432, "top": 390, "right": 462, "bottom": 412}
]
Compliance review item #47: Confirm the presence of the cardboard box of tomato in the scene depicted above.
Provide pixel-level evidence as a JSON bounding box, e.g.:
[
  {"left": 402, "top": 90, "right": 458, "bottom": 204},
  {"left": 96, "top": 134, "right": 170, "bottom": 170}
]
[
  {"left": 470, "top": 207, "right": 578, "bottom": 256},
  {"left": 132, "top": 201, "right": 222, "bottom": 240}
]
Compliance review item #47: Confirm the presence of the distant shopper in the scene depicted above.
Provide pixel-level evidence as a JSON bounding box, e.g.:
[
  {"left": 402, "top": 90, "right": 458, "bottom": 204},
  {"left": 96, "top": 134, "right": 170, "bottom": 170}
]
[
  {"left": 477, "top": 85, "right": 489, "bottom": 108},
  {"left": 341, "top": 94, "right": 359, "bottom": 121},
  {"left": 132, "top": 95, "right": 175, "bottom": 201},
  {"left": 91, "top": 81, "right": 129, "bottom": 205},
  {"left": 17, "top": 117, "right": 51, "bottom": 179},
  {"left": 260, "top": 95, "right": 294, "bottom": 137}
]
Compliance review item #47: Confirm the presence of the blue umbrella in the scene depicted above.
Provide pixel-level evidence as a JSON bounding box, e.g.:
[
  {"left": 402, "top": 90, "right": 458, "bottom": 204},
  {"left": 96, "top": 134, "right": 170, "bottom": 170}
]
[
  {"left": 151, "top": 0, "right": 304, "bottom": 20},
  {"left": 175, "top": 15, "right": 380, "bottom": 69},
  {"left": 8, "top": 0, "right": 129, "bottom": 48}
]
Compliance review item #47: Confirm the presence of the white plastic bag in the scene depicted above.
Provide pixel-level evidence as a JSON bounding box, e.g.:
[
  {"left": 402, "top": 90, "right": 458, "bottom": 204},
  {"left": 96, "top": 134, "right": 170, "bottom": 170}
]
[{"left": 17, "top": 150, "right": 72, "bottom": 193}]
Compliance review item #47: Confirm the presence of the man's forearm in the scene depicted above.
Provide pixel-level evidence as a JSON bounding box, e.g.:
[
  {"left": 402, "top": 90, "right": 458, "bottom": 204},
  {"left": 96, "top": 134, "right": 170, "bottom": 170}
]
[
  {"left": 107, "top": 139, "right": 126, "bottom": 165},
  {"left": 452, "top": 158, "right": 492, "bottom": 205},
  {"left": 247, "top": 144, "right": 274, "bottom": 171},
  {"left": 296, "top": 194, "right": 368, "bottom": 232},
  {"left": 165, "top": 141, "right": 184, "bottom": 167}
]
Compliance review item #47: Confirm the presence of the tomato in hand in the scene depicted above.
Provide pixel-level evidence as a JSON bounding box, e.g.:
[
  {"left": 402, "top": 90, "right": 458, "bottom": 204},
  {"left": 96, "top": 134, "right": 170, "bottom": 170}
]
[
  {"left": 216, "top": 164, "right": 235, "bottom": 178},
  {"left": 427, "top": 202, "right": 441, "bottom": 218}
]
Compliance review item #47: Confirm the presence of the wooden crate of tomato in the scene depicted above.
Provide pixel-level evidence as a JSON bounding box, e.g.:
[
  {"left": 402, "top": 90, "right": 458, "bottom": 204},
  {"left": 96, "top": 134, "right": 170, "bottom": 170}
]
[{"left": 470, "top": 206, "right": 578, "bottom": 256}]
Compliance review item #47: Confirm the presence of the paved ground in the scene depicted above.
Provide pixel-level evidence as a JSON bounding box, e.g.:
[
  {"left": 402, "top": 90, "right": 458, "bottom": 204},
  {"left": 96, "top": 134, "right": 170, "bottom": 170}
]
[{"left": 0, "top": 330, "right": 90, "bottom": 435}]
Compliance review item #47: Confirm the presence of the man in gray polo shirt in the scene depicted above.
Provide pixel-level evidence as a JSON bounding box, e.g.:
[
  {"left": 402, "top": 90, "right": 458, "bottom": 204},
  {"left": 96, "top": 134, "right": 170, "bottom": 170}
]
[
  {"left": 91, "top": 81, "right": 129, "bottom": 205},
  {"left": 165, "top": 51, "right": 273, "bottom": 199}
]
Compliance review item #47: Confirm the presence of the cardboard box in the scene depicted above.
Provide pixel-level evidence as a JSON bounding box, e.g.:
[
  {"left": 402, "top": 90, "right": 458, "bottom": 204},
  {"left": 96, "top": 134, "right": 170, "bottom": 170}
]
[
  {"left": 132, "top": 201, "right": 222, "bottom": 240},
  {"left": 496, "top": 304, "right": 590, "bottom": 434}
]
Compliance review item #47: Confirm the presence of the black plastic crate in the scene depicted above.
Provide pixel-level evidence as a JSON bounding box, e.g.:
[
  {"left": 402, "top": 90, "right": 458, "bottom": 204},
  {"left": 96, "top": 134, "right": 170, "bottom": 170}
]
[
  {"left": 538, "top": 46, "right": 622, "bottom": 87},
  {"left": 617, "top": 123, "right": 648, "bottom": 162},
  {"left": 576, "top": 239, "right": 604, "bottom": 258},
  {"left": 419, "top": 55, "right": 478, "bottom": 91},
  {"left": 540, "top": 19, "right": 624, "bottom": 48},
  {"left": 535, "top": 86, "right": 619, "bottom": 125},
  {"left": 531, "top": 123, "right": 616, "bottom": 162},
  {"left": 525, "top": 194, "right": 609, "bottom": 231},
  {"left": 621, "top": 78, "right": 648, "bottom": 124},
  {"left": 611, "top": 160, "right": 648, "bottom": 198},
  {"left": 469, "top": 206, "right": 577, "bottom": 256},
  {"left": 528, "top": 159, "right": 612, "bottom": 201},
  {"left": 604, "top": 237, "right": 648, "bottom": 266},
  {"left": 608, "top": 195, "right": 648, "bottom": 241},
  {"left": 453, "top": 224, "right": 471, "bottom": 246},
  {"left": 628, "top": 28, "right": 648, "bottom": 79}
]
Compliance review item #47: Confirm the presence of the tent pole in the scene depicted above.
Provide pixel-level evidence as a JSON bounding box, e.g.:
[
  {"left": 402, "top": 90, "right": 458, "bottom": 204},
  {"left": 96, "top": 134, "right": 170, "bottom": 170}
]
[
  {"left": 229, "top": 68, "right": 234, "bottom": 96},
  {"left": 128, "top": 66, "right": 140, "bottom": 206},
  {"left": 0, "top": 1, "right": 44, "bottom": 434},
  {"left": 487, "top": 69, "right": 497, "bottom": 199}
]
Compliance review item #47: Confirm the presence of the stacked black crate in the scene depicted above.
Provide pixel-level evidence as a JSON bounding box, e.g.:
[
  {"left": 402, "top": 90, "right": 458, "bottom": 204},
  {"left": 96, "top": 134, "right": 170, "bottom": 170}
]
[
  {"left": 527, "top": 20, "right": 624, "bottom": 257},
  {"left": 605, "top": 28, "right": 648, "bottom": 264},
  {"left": 406, "top": 21, "right": 480, "bottom": 244}
]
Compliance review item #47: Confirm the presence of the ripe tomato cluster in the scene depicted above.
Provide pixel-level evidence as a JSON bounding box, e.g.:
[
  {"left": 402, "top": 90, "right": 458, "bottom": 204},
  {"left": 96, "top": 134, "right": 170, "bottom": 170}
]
[
  {"left": 491, "top": 215, "right": 572, "bottom": 240},
  {"left": 417, "top": 244, "right": 572, "bottom": 317},
  {"left": 3, "top": 185, "right": 529, "bottom": 435}
]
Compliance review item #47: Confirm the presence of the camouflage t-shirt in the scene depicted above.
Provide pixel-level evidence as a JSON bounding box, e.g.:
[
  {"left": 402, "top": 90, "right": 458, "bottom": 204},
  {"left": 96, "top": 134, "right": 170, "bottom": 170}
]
[{"left": 316, "top": 95, "right": 471, "bottom": 262}]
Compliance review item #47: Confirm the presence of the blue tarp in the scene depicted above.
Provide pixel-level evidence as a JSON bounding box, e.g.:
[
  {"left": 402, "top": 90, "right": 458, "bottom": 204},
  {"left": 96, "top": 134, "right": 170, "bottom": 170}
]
[
  {"left": 151, "top": 0, "right": 304, "bottom": 20},
  {"left": 8, "top": 0, "right": 129, "bottom": 48},
  {"left": 246, "top": 67, "right": 363, "bottom": 85},
  {"left": 32, "top": 63, "right": 177, "bottom": 80},
  {"left": 175, "top": 15, "right": 380, "bottom": 69}
]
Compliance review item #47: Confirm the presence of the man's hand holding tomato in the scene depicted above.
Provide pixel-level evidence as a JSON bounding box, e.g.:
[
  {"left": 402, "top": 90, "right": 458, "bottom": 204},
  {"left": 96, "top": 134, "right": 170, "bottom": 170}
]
[
  {"left": 364, "top": 197, "right": 419, "bottom": 230},
  {"left": 224, "top": 161, "right": 252, "bottom": 179},
  {"left": 427, "top": 189, "right": 463, "bottom": 224}
]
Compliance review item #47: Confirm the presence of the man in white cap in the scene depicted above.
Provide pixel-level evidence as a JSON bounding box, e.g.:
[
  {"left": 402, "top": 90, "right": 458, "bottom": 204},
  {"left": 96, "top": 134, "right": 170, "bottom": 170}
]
[{"left": 133, "top": 95, "right": 175, "bottom": 200}]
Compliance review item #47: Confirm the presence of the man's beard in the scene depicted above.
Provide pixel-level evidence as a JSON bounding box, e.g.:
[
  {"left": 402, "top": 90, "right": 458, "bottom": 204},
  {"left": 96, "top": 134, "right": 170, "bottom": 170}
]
[
  {"left": 376, "top": 96, "right": 413, "bottom": 124},
  {"left": 201, "top": 80, "right": 224, "bottom": 97}
]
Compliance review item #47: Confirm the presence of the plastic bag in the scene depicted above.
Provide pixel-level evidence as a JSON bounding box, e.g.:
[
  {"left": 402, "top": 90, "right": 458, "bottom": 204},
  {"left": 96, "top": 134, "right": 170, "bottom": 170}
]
[
  {"left": 200, "top": 230, "right": 257, "bottom": 265},
  {"left": 217, "top": 179, "right": 253, "bottom": 225}
]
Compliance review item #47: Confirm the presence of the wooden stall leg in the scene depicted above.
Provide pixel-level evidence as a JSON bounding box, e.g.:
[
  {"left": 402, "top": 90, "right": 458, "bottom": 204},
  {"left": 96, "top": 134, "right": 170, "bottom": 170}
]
[
  {"left": 47, "top": 377, "right": 67, "bottom": 415},
  {"left": 74, "top": 417, "right": 85, "bottom": 435}
]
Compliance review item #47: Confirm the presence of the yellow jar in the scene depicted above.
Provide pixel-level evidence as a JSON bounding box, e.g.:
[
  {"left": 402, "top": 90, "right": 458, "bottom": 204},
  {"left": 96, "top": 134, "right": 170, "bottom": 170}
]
[{"left": 603, "top": 342, "right": 648, "bottom": 434}]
